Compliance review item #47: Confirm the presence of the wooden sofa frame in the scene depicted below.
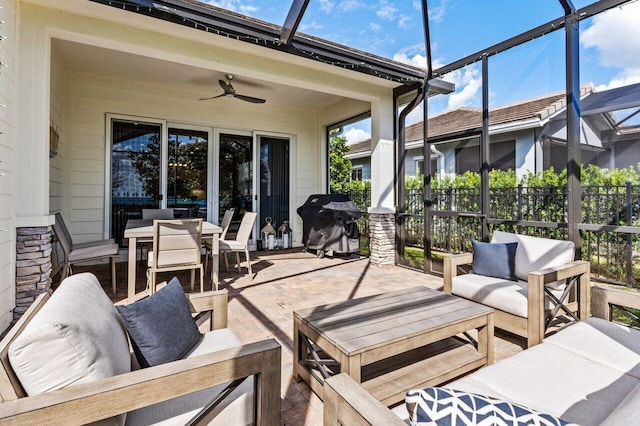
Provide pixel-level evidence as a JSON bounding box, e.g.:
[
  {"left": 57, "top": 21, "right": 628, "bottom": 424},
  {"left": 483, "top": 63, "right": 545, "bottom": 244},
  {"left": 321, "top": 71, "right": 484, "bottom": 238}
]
[
  {"left": 323, "top": 285, "right": 640, "bottom": 426},
  {"left": 0, "top": 288, "right": 281, "bottom": 425},
  {"left": 443, "top": 253, "right": 590, "bottom": 347}
]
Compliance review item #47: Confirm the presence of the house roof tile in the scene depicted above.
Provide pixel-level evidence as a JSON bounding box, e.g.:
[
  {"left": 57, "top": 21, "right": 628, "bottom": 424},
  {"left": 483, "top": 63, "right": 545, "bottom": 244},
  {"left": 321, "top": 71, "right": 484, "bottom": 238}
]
[{"left": 348, "top": 86, "right": 593, "bottom": 155}]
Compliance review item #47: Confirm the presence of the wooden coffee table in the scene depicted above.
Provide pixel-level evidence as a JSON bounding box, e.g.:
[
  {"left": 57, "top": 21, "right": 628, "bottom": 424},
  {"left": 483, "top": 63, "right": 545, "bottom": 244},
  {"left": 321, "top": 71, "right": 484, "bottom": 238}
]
[{"left": 293, "top": 286, "right": 494, "bottom": 406}]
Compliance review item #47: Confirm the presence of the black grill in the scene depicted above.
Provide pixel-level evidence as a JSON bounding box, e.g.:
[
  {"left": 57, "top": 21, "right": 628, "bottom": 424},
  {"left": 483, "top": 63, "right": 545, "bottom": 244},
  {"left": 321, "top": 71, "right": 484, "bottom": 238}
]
[{"left": 297, "top": 194, "right": 361, "bottom": 257}]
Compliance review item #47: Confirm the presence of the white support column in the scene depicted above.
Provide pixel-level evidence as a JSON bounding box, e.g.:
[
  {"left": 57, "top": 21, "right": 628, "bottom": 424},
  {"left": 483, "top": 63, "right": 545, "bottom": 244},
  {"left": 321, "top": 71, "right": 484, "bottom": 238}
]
[
  {"left": 368, "top": 96, "right": 396, "bottom": 266},
  {"left": 369, "top": 97, "right": 395, "bottom": 212},
  {"left": 16, "top": 3, "right": 50, "bottom": 220}
]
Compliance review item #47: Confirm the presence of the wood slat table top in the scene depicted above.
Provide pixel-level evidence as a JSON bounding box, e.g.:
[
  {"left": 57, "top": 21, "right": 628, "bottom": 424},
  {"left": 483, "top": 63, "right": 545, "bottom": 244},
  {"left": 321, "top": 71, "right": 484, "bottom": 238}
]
[{"left": 294, "top": 286, "right": 493, "bottom": 356}]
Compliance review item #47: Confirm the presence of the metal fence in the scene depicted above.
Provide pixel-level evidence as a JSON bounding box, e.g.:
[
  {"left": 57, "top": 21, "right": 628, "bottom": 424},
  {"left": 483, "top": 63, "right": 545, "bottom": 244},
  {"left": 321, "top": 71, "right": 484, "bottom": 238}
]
[{"left": 345, "top": 183, "right": 640, "bottom": 286}]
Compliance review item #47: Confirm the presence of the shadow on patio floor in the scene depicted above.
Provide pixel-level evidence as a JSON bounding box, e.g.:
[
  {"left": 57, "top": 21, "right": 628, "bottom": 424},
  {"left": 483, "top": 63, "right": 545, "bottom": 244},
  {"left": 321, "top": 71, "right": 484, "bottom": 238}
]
[{"left": 63, "top": 248, "right": 527, "bottom": 425}]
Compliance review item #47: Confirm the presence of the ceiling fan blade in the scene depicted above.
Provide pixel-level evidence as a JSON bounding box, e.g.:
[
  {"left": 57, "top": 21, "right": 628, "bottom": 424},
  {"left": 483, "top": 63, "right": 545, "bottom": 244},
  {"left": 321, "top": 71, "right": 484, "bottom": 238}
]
[
  {"left": 219, "top": 79, "right": 233, "bottom": 93},
  {"left": 234, "top": 94, "right": 266, "bottom": 104},
  {"left": 198, "top": 93, "right": 226, "bottom": 101}
]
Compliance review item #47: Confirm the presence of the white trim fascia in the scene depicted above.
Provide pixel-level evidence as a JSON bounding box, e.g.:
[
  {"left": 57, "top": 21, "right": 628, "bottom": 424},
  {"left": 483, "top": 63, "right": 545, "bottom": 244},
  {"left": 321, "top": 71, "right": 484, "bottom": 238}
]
[
  {"left": 488, "top": 118, "right": 541, "bottom": 135},
  {"left": 345, "top": 151, "right": 371, "bottom": 160}
]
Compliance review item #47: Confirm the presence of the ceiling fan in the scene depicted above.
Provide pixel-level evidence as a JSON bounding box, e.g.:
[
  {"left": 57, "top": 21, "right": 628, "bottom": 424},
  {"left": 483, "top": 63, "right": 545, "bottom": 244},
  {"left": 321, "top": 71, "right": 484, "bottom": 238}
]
[{"left": 199, "top": 74, "right": 266, "bottom": 104}]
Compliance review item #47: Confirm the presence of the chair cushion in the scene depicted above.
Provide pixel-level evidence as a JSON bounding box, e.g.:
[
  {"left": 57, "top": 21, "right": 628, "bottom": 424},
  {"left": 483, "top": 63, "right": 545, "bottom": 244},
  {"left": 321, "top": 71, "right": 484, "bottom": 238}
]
[
  {"left": 491, "top": 231, "right": 574, "bottom": 281},
  {"left": 125, "top": 328, "right": 254, "bottom": 426},
  {"left": 405, "top": 387, "right": 576, "bottom": 426},
  {"left": 451, "top": 273, "right": 564, "bottom": 317},
  {"left": 68, "top": 241, "right": 119, "bottom": 262},
  {"left": 117, "top": 277, "right": 203, "bottom": 368},
  {"left": 218, "top": 239, "right": 246, "bottom": 251},
  {"left": 9, "top": 273, "right": 131, "bottom": 395},
  {"left": 448, "top": 342, "right": 640, "bottom": 426},
  {"left": 545, "top": 317, "right": 640, "bottom": 380},
  {"left": 471, "top": 240, "right": 517, "bottom": 281}
]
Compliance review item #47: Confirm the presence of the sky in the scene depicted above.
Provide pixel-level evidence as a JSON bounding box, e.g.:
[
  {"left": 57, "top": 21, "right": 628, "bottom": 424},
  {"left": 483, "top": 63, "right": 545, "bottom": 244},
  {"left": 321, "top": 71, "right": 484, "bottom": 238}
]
[{"left": 201, "top": 0, "right": 640, "bottom": 143}]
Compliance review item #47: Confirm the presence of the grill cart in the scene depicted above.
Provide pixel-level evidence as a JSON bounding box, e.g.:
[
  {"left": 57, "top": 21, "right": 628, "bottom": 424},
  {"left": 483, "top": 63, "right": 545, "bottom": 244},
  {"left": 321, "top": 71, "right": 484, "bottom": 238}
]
[{"left": 297, "top": 194, "right": 361, "bottom": 258}]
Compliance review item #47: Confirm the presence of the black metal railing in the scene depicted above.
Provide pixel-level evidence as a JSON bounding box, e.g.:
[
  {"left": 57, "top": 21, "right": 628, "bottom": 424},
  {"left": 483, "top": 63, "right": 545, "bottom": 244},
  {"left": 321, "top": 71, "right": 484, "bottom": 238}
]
[{"left": 345, "top": 182, "right": 640, "bottom": 285}]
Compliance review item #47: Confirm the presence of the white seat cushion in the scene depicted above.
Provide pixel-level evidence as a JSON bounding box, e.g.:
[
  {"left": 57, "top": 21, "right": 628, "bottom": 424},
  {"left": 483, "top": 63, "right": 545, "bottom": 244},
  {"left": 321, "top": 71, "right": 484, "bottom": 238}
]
[
  {"left": 545, "top": 317, "right": 640, "bottom": 380},
  {"left": 218, "top": 240, "right": 246, "bottom": 251},
  {"left": 491, "top": 231, "right": 574, "bottom": 281},
  {"left": 600, "top": 382, "right": 640, "bottom": 425},
  {"left": 451, "top": 273, "right": 564, "bottom": 318},
  {"left": 448, "top": 342, "right": 639, "bottom": 426},
  {"left": 9, "top": 273, "right": 131, "bottom": 396},
  {"left": 126, "top": 328, "right": 255, "bottom": 425}
]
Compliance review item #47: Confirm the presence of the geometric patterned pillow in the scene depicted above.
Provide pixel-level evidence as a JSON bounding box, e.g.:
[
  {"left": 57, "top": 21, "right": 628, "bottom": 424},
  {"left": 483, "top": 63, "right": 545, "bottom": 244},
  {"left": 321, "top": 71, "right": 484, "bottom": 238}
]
[{"left": 406, "top": 387, "right": 579, "bottom": 426}]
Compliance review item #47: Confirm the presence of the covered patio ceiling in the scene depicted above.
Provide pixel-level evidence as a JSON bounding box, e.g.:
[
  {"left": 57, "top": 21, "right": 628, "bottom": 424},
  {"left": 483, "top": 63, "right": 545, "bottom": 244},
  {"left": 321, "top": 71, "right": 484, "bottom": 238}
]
[{"left": 52, "top": 38, "right": 347, "bottom": 110}]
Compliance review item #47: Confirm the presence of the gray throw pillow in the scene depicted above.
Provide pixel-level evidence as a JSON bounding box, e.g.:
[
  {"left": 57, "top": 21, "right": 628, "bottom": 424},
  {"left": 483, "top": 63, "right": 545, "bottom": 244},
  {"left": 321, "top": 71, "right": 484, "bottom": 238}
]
[
  {"left": 471, "top": 240, "right": 518, "bottom": 281},
  {"left": 117, "top": 277, "right": 203, "bottom": 368}
]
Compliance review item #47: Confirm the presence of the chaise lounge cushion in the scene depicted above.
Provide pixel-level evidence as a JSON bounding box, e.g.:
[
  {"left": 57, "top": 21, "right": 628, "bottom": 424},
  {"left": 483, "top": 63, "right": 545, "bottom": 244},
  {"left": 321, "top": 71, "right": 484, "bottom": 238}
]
[
  {"left": 448, "top": 342, "right": 640, "bottom": 426},
  {"left": 451, "top": 273, "right": 565, "bottom": 318},
  {"left": 8, "top": 273, "right": 131, "bottom": 396},
  {"left": 117, "top": 277, "right": 203, "bottom": 368},
  {"left": 544, "top": 317, "right": 640, "bottom": 380},
  {"left": 405, "top": 387, "right": 575, "bottom": 426},
  {"left": 125, "top": 328, "right": 255, "bottom": 425}
]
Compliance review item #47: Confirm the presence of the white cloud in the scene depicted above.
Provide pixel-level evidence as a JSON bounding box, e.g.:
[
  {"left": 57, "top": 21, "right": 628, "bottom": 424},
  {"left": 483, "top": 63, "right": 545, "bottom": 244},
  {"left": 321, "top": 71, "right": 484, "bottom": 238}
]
[
  {"left": 443, "top": 66, "right": 482, "bottom": 110},
  {"left": 369, "top": 22, "right": 382, "bottom": 32},
  {"left": 394, "top": 52, "right": 427, "bottom": 68},
  {"left": 239, "top": 4, "right": 257, "bottom": 14},
  {"left": 428, "top": 0, "right": 450, "bottom": 23},
  {"left": 344, "top": 128, "right": 371, "bottom": 145},
  {"left": 582, "top": 1, "right": 640, "bottom": 90},
  {"left": 339, "top": 0, "right": 363, "bottom": 12},
  {"left": 412, "top": 1, "right": 421, "bottom": 12},
  {"left": 300, "top": 21, "right": 324, "bottom": 31},
  {"left": 398, "top": 15, "right": 412, "bottom": 29},
  {"left": 201, "top": 0, "right": 257, "bottom": 15},
  {"left": 319, "top": 0, "right": 335, "bottom": 13},
  {"left": 377, "top": 4, "right": 398, "bottom": 21}
]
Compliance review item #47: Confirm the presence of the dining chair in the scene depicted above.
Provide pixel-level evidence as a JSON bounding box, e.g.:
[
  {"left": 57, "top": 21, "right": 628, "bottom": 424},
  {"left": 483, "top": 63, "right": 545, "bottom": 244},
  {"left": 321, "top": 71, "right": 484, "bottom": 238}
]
[
  {"left": 208, "top": 212, "right": 257, "bottom": 281},
  {"left": 52, "top": 213, "right": 120, "bottom": 294},
  {"left": 142, "top": 208, "right": 175, "bottom": 220},
  {"left": 204, "top": 208, "right": 235, "bottom": 279},
  {"left": 147, "top": 219, "right": 204, "bottom": 294},
  {"left": 139, "top": 208, "right": 175, "bottom": 259}
]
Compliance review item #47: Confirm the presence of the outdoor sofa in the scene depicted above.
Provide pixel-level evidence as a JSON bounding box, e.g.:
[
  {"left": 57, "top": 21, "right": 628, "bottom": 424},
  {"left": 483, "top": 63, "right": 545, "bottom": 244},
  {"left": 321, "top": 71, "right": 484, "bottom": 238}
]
[
  {"left": 444, "top": 230, "right": 590, "bottom": 347},
  {"left": 323, "top": 284, "right": 640, "bottom": 425},
  {"left": 0, "top": 273, "right": 281, "bottom": 425}
]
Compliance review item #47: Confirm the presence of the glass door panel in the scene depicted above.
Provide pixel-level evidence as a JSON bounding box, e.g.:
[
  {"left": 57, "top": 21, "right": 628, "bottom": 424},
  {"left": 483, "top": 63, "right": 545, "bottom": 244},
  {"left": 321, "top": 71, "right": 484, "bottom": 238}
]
[
  {"left": 219, "top": 133, "right": 254, "bottom": 235},
  {"left": 167, "top": 128, "right": 208, "bottom": 218},
  {"left": 110, "top": 120, "right": 161, "bottom": 245},
  {"left": 259, "top": 136, "right": 290, "bottom": 241}
]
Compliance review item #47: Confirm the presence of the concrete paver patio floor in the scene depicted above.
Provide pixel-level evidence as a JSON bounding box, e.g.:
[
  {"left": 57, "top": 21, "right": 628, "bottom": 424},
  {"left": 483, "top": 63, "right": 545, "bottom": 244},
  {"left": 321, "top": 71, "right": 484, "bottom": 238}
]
[{"left": 71, "top": 248, "right": 526, "bottom": 425}]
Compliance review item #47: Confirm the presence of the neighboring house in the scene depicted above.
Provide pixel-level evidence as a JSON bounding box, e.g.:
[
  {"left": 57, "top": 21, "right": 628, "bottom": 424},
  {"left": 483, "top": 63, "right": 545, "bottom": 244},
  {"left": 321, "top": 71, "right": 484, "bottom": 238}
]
[
  {"left": 347, "top": 83, "right": 640, "bottom": 179},
  {"left": 0, "top": 0, "right": 452, "bottom": 332}
]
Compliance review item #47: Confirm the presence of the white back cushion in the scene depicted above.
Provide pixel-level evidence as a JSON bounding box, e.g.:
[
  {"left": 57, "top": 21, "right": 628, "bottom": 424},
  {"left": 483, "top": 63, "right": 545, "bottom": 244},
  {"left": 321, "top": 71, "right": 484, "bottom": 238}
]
[
  {"left": 491, "top": 231, "right": 574, "bottom": 281},
  {"left": 9, "top": 273, "right": 131, "bottom": 395}
]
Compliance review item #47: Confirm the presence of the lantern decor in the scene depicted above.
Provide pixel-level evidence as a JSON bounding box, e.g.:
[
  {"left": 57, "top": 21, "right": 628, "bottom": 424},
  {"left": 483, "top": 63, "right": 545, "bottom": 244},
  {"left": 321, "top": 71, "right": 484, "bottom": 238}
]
[
  {"left": 278, "top": 221, "right": 292, "bottom": 249},
  {"left": 261, "top": 217, "right": 276, "bottom": 250}
]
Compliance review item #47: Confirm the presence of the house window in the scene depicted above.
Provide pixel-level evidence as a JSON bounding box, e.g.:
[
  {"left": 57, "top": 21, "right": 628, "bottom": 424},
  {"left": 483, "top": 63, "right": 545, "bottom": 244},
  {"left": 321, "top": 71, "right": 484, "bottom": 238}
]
[
  {"left": 455, "top": 140, "right": 515, "bottom": 173},
  {"left": 415, "top": 159, "right": 438, "bottom": 177},
  {"left": 351, "top": 167, "right": 363, "bottom": 181}
]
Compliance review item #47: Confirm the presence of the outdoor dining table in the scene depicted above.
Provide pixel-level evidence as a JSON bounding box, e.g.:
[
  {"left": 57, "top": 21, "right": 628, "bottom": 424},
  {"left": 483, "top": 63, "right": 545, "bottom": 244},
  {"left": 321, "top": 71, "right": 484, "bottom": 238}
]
[{"left": 124, "top": 219, "right": 222, "bottom": 299}]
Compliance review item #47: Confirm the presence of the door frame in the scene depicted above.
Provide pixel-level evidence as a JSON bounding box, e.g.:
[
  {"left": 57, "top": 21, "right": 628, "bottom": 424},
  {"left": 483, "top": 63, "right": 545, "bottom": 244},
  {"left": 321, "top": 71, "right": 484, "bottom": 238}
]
[{"left": 253, "top": 131, "right": 297, "bottom": 250}]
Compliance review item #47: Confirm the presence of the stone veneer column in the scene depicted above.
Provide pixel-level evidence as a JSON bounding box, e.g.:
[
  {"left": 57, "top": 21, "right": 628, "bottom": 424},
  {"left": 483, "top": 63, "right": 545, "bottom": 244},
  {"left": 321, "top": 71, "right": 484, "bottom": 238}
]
[
  {"left": 15, "top": 226, "right": 53, "bottom": 320},
  {"left": 369, "top": 212, "right": 395, "bottom": 266}
]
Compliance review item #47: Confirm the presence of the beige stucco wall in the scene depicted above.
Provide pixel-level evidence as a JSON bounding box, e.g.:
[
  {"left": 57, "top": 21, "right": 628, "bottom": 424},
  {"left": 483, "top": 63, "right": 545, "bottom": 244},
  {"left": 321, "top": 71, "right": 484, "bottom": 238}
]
[{"left": 0, "top": 0, "right": 17, "bottom": 332}]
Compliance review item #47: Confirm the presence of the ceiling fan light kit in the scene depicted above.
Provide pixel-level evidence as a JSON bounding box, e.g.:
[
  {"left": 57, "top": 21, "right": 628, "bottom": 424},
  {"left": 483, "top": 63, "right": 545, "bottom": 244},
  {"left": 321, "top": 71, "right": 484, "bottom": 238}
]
[{"left": 198, "top": 73, "right": 266, "bottom": 104}]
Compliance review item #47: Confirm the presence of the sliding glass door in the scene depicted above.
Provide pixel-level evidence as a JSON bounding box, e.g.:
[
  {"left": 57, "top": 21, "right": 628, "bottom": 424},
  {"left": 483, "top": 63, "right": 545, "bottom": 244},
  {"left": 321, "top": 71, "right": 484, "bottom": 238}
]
[
  {"left": 167, "top": 127, "right": 208, "bottom": 219},
  {"left": 108, "top": 117, "right": 210, "bottom": 245},
  {"left": 218, "top": 133, "right": 254, "bottom": 234}
]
